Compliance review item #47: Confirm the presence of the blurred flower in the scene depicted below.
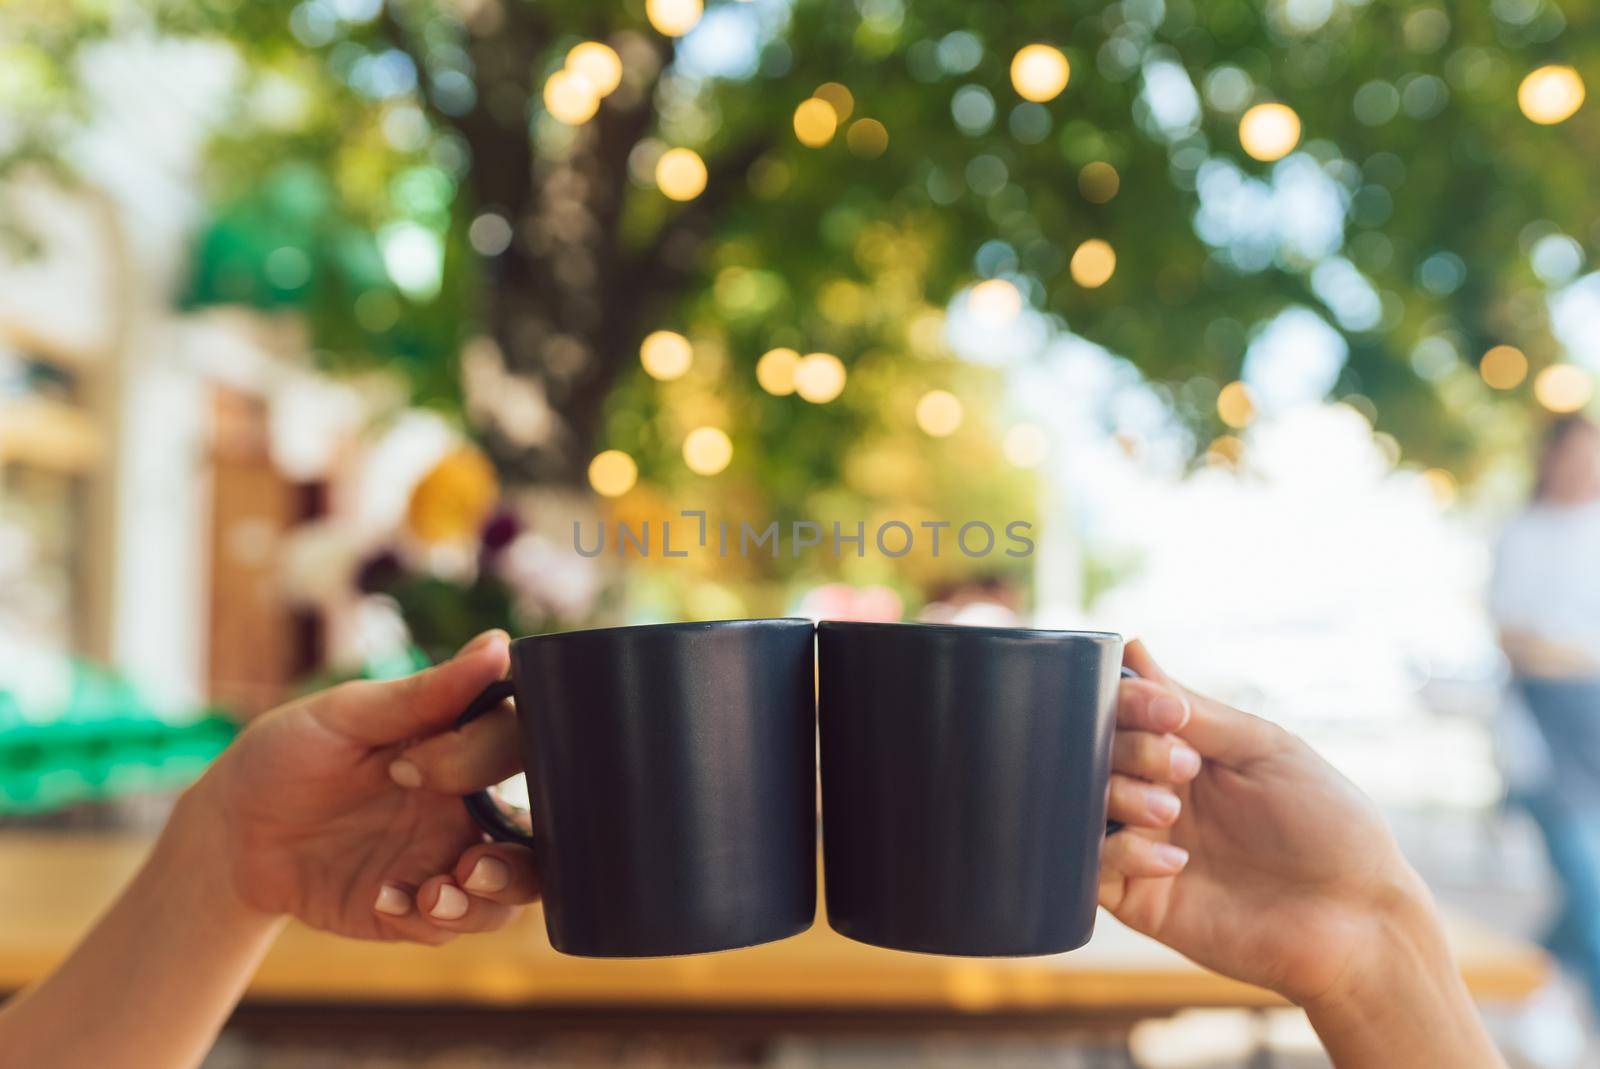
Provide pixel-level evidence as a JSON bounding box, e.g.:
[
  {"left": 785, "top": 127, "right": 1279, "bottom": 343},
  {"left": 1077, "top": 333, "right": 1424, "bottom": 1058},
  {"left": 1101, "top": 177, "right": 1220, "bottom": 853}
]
[
  {"left": 405, "top": 446, "right": 500, "bottom": 545},
  {"left": 280, "top": 520, "right": 366, "bottom": 606},
  {"left": 798, "top": 582, "right": 904, "bottom": 622},
  {"left": 354, "top": 548, "right": 404, "bottom": 594},
  {"left": 499, "top": 533, "right": 601, "bottom": 622},
  {"left": 479, "top": 509, "right": 522, "bottom": 560}
]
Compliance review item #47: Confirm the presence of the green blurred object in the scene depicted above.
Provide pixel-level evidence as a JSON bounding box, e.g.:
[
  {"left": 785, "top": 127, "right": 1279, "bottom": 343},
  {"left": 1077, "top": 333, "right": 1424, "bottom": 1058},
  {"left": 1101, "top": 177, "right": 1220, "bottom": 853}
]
[{"left": 0, "top": 660, "right": 237, "bottom": 816}]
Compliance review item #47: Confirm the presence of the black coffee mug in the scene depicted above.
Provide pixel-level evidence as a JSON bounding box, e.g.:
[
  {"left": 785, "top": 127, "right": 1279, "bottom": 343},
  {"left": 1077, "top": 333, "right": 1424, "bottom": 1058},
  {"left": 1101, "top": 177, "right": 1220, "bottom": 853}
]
[
  {"left": 817, "top": 621, "right": 1123, "bottom": 956},
  {"left": 457, "top": 619, "right": 818, "bottom": 957}
]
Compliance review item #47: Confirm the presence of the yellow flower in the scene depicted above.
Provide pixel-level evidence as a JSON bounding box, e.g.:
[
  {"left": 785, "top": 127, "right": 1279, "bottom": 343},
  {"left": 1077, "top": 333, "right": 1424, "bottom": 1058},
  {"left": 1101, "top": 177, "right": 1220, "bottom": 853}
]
[{"left": 406, "top": 447, "right": 499, "bottom": 545}]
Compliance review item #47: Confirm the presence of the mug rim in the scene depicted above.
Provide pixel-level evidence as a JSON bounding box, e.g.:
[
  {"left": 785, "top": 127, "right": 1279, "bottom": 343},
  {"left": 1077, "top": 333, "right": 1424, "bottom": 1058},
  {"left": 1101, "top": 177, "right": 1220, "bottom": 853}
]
[
  {"left": 511, "top": 617, "right": 814, "bottom": 647},
  {"left": 816, "top": 620, "right": 1120, "bottom": 644}
]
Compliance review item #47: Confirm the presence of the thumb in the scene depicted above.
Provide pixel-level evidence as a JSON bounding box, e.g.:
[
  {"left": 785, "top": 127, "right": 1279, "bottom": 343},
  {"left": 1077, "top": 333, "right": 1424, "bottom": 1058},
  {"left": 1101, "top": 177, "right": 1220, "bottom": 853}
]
[
  {"left": 1124, "top": 639, "right": 1284, "bottom": 768},
  {"left": 314, "top": 630, "right": 511, "bottom": 746}
]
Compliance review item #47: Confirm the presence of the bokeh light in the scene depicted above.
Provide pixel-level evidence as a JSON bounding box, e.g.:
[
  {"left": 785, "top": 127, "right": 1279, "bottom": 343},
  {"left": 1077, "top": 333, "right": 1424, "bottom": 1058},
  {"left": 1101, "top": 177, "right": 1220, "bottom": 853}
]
[
  {"left": 793, "top": 97, "right": 838, "bottom": 147},
  {"left": 566, "top": 42, "right": 622, "bottom": 98},
  {"left": 813, "top": 82, "right": 854, "bottom": 122},
  {"left": 645, "top": 0, "right": 702, "bottom": 37},
  {"left": 542, "top": 70, "right": 599, "bottom": 125},
  {"left": 755, "top": 347, "right": 799, "bottom": 395},
  {"left": 846, "top": 118, "right": 888, "bottom": 158},
  {"left": 794, "top": 352, "right": 847, "bottom": 403},
  {"left": 1009, "top": 44, "right": 1071, "bottom": 103},
  {"left": 1205, "top": 435, "right": 1246, "bottom": 466},
  {"left": 1238, "top": 102, "right": 1301, "bottom": 162},
  {"left": 639, "top": 330, "right": 693, "bottom": 380},
  {"left": 969, "top": 278, "right": 1022, "bottom": 322},
  {"left": 1069, "top": 239, "right": 1116, "bottom": 288},
  {"left": 588, "top": 449, "right": 638, "bottom": 497},
  {"left": 682, "top": 426, "right": 733, "bottom": 475},
  {"left": 1217, "top": 381, "right": 1256, "bottom": 428},
  {"left": 1534, "top": 363, "right": 1593, "bottom": 412},
  {"left": 1518, "top": 65, "right": 1585, "bottom": 125},
  {"left": 1002, "top": 423, "right": 1049, "bottom": 468},
  {"left": 915, "top": 390, "right": 964, "bottom": 437},
  {"left": 1078, "top": 161, "right": 1119, "bottom": 203},
  {"left": 655, "top": 147, "right": 707, "bottom": 201},
  {"left": 1479, "top": 345, "right": 1528, "bottom": 390},
  {"left": 1422, "top": 467, "right": 1457, "bottom": 506}
]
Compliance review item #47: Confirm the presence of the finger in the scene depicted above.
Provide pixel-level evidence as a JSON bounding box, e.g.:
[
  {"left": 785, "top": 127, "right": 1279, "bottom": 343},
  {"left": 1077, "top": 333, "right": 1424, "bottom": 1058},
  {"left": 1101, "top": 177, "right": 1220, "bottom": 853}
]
[
  {"left": 1100, "top": 829, "right": 1189, "bottom": 879},
  {"left": 1112, "top": 730, "right": 1201, "bottom": 784},
  {"left": 1118, "top": 677, "right": 1191, "bottom": 733},
  {"left": 416, "top": 875, "right": 516, "bottom": 934},
  {"left": 1125, "top": 639, "right": 1283, "bottom": 768},
  {"left": 389, "top": 703, "right": 522, "bottom": 793},
  {"left": 454, "top": 843, "right": 541, "bottom": 905},
  {"left": 370, "top": 881, "right": 456, "bottom": 947},
  {"left": 315, "top": 629, "right": 511, "bottom": 746},
  {"left": 1107, "top": 773, "right": 1181, "bottom": 828}
]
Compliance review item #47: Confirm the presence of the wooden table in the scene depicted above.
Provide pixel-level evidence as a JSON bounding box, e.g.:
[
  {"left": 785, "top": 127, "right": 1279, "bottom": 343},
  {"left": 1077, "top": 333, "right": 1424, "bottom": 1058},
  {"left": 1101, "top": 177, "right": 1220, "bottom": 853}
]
[{"left": 0, "top": 833, "right": 1548, "bottom": 1028}]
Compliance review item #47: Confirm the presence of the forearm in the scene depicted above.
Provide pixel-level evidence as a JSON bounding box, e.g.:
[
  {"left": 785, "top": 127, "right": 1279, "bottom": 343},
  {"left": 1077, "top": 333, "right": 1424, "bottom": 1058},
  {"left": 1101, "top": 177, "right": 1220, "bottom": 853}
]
[
  {"left": 1305, "top": 882, "right": 1505, "bottom": 1069},
  {"left": 0, "top": 791, "right": 285, "bottom": 1069}
]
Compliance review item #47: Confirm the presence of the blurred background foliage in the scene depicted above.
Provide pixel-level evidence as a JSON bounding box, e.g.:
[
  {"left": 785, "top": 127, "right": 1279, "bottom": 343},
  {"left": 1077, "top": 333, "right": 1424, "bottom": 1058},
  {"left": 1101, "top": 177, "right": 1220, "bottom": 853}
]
[{"left": 6, "top": 0, "right": 1599, "bottom": 607}]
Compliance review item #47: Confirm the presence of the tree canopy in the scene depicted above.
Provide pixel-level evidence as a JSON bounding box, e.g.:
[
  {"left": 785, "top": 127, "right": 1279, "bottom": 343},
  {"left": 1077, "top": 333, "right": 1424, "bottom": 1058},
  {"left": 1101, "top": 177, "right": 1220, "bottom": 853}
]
[{"left": 10, "top": 0, "right": 1600, "bottom": 603}]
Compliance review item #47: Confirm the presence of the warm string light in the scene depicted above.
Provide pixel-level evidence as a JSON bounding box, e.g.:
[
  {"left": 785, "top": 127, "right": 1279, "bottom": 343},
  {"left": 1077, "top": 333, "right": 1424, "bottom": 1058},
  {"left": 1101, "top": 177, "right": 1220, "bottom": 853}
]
[
  {"left": 1010, "top": 44, "right": 1071, "bottom": 103},
  {"left": 1421, "top": 468, "right": 1457, "bottom": 506},
  {"left": 543, "top": 70, "right": 600, "bottom": 125},
  {"left": 793, "top": 352, "right": 847, "bottom": 403},
  {"left": 813, "top": 82, "right": 855, "bottom": 121},
  {"left": 655, "top": 147, "right": 707, "bottom": 200},
  {"left": 756, "top": 347, "right": 800, "bottom": 395},
  {"left": 969, "top": 278, "right": 1022, "bottom": 322},
  {"left": 683, "top": 426, "right": 733, "bottom": 474},
  {"left": 566, "top": 42, "right": 623, "bottom": 97},
  {"left": 588, "top": 449, "right": 638, "bottom": 497},
  {"left": 846, "top": 118, "right": 889, "bottom": 158},
  {"left": 640, "top": 330, "right": 693, "bottom": 380},
  {"left": 793, "top": 97, "right": 838, "bottom": 147},
  {"left": 1238, "top": 102, "right": 1301, "bottom": 162},
  {"left": 915, "top": 390, "right": 964, "bottom": 437},
  {"left": 1217, "top": 381, "right": 1255, "bottom": 428},
  {"left": 1069, "top": 239, "right": 1116, "bottom": 288},
  {"left": 646, "top": 0, "right": 702, "bottom": 37},
  {"left": 1519, "top": 65, "right": 1585, "bottom": 124},
  {"left": 1535, "top": 364, "right": 1593, "bottom": 412},
  {"left": 1479, "top": 345, "right": 1528, "bottom": 390}
]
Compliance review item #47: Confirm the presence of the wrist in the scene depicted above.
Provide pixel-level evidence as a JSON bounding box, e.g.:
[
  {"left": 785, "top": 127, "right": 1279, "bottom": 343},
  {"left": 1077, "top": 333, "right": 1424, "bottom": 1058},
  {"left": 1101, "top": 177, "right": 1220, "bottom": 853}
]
[
  {"left": 1302, "top": 866, "right": 1499, "bottom": 1067},
  {"left": 157, "top": 775, "right": 284, "bottom": 931}
]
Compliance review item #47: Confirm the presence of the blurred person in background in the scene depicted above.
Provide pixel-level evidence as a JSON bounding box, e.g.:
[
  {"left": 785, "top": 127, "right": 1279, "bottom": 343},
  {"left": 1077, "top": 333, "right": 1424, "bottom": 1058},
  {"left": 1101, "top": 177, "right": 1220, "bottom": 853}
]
[
  {"left": 0, "top": 633, "right": 1504, "bottom": 1067},
  {"left": 1493, "top": 414, "right": 1600, "bottom": 1019}
]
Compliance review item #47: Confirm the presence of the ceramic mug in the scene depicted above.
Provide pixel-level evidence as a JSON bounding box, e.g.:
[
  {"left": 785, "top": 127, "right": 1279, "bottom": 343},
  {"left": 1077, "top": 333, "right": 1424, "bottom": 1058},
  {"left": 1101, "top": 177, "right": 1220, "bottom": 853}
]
[
  {"left": 817, "top": 621, "right": 1123, "bottom": 956},
  {"left": 456, "top": 618, "right": 817, "bottom": 957}
]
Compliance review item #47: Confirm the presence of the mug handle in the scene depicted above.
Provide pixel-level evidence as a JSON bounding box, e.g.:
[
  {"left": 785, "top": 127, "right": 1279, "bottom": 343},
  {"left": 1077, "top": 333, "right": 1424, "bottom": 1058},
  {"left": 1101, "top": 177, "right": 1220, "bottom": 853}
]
[
  {"left": 456, "top": 679, "right": 537, "bottom": 846},
  {"left": 1106, "top": 665, "right": 1142, "bottom": 836}
]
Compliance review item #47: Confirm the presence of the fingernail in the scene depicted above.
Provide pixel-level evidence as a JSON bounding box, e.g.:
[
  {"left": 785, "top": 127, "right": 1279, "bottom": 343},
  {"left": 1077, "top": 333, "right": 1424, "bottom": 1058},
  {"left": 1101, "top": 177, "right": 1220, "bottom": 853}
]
[
  {"left": 388, "top": 759, "right": 423, "bottom": 789},
  {"left": 1149, "top": 790, "right": 1181, "bottom": 824},
  {"left": 464, "top": 856, "right": 510, "bottom": 894},
  {"left": 374, "top": 883, "right": 411, "bottom": 916},
  {"left": 1153, "top": 842, "right": 1190, "bottom": 870},
  {"left": 1170, "top": 744, "right": 1202, "bottom": 781},
  {"left": 458, "top": 629, "right": 510, "bottom": 657},
  {"left": 1151, "top": 694, "right": 1189, "bottom": 730},
  {"left": 430, "top": 883, "right": 469, "bottom": 921}
]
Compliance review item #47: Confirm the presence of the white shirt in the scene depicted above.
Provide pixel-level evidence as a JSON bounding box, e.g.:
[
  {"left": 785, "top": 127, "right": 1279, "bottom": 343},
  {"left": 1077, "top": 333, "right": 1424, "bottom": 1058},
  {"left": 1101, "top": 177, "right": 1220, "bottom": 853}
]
[{"left": 1491, "top": 500, "right": 1600, "bottom": 663}]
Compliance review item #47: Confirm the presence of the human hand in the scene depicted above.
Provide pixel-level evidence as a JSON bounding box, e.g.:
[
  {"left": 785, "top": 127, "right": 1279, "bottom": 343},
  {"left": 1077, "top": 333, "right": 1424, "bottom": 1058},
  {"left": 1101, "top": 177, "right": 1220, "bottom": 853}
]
[
  {"left": 178, "top": 629, "right": 541, "bottom": 945},
  {"left": 1100, "top": 643, "right": 1502, "bottom": 1067}
]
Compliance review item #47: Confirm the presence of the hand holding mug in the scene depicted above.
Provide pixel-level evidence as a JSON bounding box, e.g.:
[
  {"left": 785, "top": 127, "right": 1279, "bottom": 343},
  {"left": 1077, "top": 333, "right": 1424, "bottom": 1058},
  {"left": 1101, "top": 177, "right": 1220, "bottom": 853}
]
[
  {"left": 1102, "top": 642, "right": 1502, "bottom": 1067},
  {"left": 185, "top": 629, "right": 540, "bottom": 943}
]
